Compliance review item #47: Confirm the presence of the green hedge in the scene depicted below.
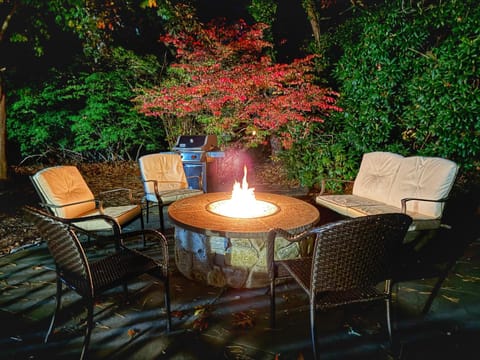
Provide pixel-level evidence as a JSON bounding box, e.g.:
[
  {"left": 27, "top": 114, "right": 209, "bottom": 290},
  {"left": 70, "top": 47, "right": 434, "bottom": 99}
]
[
  {"left": 282, "top": 0, "right": 479, "bottom": 188},
  {"left": 7, "top": 47, "right": 166, "bottom": 162}
]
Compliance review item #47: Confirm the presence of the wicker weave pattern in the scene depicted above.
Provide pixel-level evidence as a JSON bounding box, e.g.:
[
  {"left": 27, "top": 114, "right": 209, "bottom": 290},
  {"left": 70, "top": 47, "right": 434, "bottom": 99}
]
[
  {"left": 33, "top": 213, "right": 88, "bottom": 279},
  {"left": 267, "top": 213, "right": 412, "bottom": 359},
  {"left": 311, "top": 214, "right": 410, "bottom": 294},
  {"left": 25, "top": 206, "right": 171, "bottom": 360}
]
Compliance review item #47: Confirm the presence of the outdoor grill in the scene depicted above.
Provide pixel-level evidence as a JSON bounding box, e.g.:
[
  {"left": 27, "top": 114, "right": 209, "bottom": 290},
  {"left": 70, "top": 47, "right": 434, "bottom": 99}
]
[{"left": 172, "top": 135, "right": 223, "bottom": 192}]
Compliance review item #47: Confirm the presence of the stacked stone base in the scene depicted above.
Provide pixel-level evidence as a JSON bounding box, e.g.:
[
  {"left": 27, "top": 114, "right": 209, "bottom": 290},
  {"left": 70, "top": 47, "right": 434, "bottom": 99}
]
[{"left": 174, "top": 227, "right": 300, "bottom": 288}]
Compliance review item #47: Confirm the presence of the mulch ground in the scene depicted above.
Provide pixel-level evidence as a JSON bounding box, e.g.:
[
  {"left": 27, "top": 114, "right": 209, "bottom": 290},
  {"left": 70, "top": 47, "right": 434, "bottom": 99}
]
[{"left": 0, "top": 160, "right": 299, "bottom": 255}]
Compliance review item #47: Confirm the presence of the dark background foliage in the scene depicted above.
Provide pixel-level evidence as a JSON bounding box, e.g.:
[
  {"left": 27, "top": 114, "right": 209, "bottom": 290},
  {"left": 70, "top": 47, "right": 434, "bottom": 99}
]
[{"left": 2, "top": 0, "right": 479, "bottom": 189}]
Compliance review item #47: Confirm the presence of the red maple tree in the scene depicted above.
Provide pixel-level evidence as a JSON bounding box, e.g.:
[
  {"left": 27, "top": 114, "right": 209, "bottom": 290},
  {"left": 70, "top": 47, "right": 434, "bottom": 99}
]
[{"left": 136, "top": 19, "right": 341, "bottom": 149}]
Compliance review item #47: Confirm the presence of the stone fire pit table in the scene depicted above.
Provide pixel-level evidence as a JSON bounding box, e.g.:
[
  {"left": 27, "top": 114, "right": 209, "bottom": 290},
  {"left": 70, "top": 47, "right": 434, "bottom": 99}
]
[{"left": 168, "top": 192, "right": 320, "bottom": 288}]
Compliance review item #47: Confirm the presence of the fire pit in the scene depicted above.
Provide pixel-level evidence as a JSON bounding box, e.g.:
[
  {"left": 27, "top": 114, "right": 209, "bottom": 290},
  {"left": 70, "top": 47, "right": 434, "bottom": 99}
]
[{"left": 168, "top": 191, "right": 319, "bottom": 288}]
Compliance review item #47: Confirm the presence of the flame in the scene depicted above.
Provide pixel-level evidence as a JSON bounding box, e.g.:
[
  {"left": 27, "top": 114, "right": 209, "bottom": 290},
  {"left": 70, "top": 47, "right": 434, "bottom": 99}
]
[
  {"left": 231, "top": 166, "right": 256, "bottom": 209},
  {"left": 207, "top": 165, "right": 279, "bottom": 218}
]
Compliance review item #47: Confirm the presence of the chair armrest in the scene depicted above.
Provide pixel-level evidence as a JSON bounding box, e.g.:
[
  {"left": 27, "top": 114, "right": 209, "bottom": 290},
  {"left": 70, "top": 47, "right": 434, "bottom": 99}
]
[
  {"left": 400, "top": 197, "right": 448, "bottom": 214},
  {"left": 143, "top": 179, "right": 193, "bottom": 202},
  {"left": 38, "top": 209, "right": 123, "bottom": 249},
  {"left": 99, "top": 188, "right": 135, "bottom": 203},
  {"left": 119, "top": 229, "right": 169, "bottom": 275},
  {"left": 319, "top": 178, "right": 355, "bottom": 195},
  {"left": 266, "top": 228, "right": 314, "bottom": 279},
  {"left": 39, "top": 198, "right": 104, "bottom": 213}
]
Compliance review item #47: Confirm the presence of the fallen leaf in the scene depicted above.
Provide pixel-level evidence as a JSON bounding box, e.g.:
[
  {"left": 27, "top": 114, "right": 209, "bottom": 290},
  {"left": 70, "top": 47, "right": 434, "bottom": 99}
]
[
  {"left": 442, "top": 295, "right": 460, "bottom": 303},
  {"left": 171, "top": 310, "right": 186, "bottom": 319},
  {"left": 401, "top": 287, "right": 418, "bottom": 293},
  {"left": 194, "top": 305, "right": 212, "bottom": 316},
  {"left": 192, "top": 316, "right": 209, "bottom": 331},
  {"left": 232, "top": 312, "right": 255, "bottom": 329},
  {"left": 127, "top": 328, "right": 138, "bottom": 338}
]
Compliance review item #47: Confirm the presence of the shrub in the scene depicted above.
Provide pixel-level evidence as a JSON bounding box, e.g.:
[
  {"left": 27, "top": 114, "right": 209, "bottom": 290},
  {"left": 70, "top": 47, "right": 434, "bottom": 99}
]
[
  {"left": 135, "top": 19, "right": 341, "bottom": 153},
  {"left": 8, "top": 48, "right": 166, "bottom": 162},
  {"left": 326, "top": 0, "right": 480, "bottom": 181}
]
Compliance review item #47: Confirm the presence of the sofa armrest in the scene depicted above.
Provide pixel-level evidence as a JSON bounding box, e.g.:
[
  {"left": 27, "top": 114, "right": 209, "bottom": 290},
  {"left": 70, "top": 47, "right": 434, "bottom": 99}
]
[
  {"left": 320, "top": 178, "right": 355, "bottom": 195},
  {"left": 400, "top": 197, "right": 448, "bottom": 214}
]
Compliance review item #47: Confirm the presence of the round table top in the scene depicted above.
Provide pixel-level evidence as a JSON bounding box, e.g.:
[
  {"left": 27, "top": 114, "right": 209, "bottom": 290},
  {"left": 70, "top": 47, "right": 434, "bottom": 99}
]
[{"left": 168, "top": 192, "right": 320, "bottom": 238}]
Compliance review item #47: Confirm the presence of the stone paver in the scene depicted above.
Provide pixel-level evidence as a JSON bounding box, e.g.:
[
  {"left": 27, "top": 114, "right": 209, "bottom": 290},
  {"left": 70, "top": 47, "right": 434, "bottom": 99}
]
[{"left": 1, "top": 206, "right": 479, "bottom": 360}]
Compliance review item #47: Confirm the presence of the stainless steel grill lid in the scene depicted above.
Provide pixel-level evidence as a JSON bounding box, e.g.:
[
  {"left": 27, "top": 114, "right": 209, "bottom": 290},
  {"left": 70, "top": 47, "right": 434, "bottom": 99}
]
[{"left": 172, "top": 135, "right": 218, "bottom": 151}]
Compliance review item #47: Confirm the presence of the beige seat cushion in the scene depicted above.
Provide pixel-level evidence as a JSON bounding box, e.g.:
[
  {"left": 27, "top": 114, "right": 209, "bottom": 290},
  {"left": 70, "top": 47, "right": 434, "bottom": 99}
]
[
  {"left": 72, "top": 204, "right": 141, "bottom": 232},
  {"left": 157, "top": 188, "right": 203, "bottom": 204}
]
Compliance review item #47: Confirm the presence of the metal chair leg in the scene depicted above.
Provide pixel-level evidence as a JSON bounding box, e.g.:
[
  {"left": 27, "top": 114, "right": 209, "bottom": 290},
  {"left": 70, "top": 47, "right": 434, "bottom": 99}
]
[
  {"left": 386, "top": 297, "right": 393, "bottom": 344},
  {"left": 158, "top": 203, "right": 165, "bottom": 232},
  {"left": 421, "top": 272, "right": 449, "bottom": 315},
  {"left": 45, "top": 277, "right": 63, "bottom": 343},
  {"left": 139, "top": 213, "right": 146, "bottom": 247},
  {"left": 80, "top": 300, "right": 95, "bottom": 360},
  {"left": 164, "top": 277, "right": 172, "bottom": 332},
  {"left": 146, "top": 200, "right": 150, "bottom": 223},
  {"left": 310, "top": 296, "right": 319, "bottom": 360},
  {"left": 269, "top": 279, "right": 276, "bottom": 328},
  {"left": 385, "top": 280, "right": 393, "bottom": 344}
]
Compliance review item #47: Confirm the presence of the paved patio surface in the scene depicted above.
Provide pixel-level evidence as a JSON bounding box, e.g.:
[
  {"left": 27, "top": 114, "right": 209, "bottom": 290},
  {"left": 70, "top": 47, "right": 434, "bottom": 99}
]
[{"left": 1, "top": 200, "right": 479, "bottom": 360}]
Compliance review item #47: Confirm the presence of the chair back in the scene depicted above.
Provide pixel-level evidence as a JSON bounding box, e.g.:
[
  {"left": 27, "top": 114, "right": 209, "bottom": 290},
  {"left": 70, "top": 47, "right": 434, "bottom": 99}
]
[
  {"left": 31, "top": 166, "right": 96, "bottom": 218},
  {"left": 26, "top": 206, "right": 91, "bottom": 293},
  {"left": 310, "top": 213, "right": 412, "bottom": 293},
  {"left": 139, "top": 152, "right": 189, "bottom": 194}
]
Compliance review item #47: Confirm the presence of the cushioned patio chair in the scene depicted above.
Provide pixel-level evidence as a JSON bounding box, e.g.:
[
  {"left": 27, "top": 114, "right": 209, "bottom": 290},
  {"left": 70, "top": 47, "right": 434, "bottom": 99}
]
[
  {"left": 267, "top": 213, "right": 412, "bottom": 359},
  {"left": 138, "top": 152, "right": 203, "bottom": 231},
  {"left": 31, "top": 165, "right": 143, "bottom": 245},
  {"left": 25, "top": 206, "right": 171, "bottom": 360}
]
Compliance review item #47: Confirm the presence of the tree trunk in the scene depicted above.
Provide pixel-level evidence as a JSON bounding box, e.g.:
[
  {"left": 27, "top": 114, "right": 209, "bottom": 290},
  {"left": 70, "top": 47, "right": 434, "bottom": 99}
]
[
  {"left": 302, "top": 0, "right": 321, "bottom": 48},
  {"left": 0, "top": 75, "right": 7, "bottom": 182}
]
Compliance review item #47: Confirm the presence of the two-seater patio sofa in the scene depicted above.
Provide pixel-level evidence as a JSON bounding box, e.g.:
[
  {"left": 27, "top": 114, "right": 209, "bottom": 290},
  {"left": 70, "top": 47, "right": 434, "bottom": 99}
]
[{"left": 315, "top": 152, "right": 459, "bottom": 242}]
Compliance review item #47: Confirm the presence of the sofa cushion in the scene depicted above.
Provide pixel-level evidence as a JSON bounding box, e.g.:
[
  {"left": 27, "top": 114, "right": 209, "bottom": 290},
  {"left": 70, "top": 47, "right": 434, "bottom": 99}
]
[
  {"left": 315, "top": 194, "right": 441, "bottom": 231},
  {"left": 387, "top": 156, "right": 458, "bottom": 218},
  {"left": 352, "top": 152, "right": 404, "bottom": 203},
  {"left": 315, "top": 194, "right": 380, "bottom": 218}
]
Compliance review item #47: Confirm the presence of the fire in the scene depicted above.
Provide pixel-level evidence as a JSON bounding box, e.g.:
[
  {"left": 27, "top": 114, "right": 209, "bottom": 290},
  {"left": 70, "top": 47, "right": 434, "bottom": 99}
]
[
  {"left": 207, "top": 165, "right": 279, "bottom": 218},
  {"left": 231, "top": 166, "right": 256, "bottom": 209}
]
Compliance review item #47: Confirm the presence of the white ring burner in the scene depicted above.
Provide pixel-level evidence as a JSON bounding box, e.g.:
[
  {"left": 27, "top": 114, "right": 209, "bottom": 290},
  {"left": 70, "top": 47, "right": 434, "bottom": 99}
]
[{"left": 206, "top": 199, "right": 279, "bottom": 219}]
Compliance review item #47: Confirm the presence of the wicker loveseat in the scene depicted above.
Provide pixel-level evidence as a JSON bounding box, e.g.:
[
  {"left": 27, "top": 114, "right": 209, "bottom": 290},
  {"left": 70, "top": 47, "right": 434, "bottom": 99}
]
[{"left": 315, "top": 152, "right": 459, "bottom": 241}]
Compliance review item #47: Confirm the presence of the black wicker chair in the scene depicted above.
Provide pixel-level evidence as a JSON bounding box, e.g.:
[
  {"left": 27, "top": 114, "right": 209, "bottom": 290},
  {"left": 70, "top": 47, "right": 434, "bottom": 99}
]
[
  {"left": 25, "top": 206, "right": 172, "bottom": 360},
  {"left": 267, "top": 213, "right": 412, "bottom": 359}
]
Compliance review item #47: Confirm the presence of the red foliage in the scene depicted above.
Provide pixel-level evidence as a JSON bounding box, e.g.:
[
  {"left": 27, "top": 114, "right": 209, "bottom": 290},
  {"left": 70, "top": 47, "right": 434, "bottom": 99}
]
[{"left": 137, "top": 19, "right": 341, "bottom": 148}]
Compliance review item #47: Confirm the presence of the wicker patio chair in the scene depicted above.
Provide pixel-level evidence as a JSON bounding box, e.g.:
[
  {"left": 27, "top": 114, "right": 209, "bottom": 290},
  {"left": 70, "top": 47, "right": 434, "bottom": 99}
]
[
  {"left": 138, "top": 152, "right": 203, "bottom": 231},
  {"left": 31, "top": 165, "right": 144, "bottom": 246},
  {"left": 267, "top": 213, "right": 412, "bottom": 359},
  {"left": 25, "top": 206, "right": 171, "bottom": 360}
]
